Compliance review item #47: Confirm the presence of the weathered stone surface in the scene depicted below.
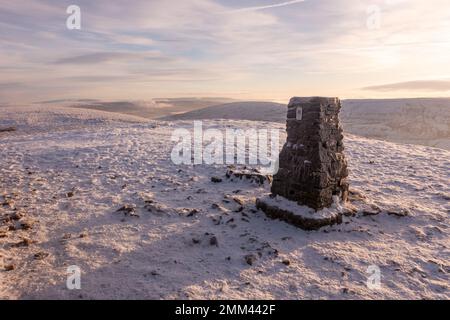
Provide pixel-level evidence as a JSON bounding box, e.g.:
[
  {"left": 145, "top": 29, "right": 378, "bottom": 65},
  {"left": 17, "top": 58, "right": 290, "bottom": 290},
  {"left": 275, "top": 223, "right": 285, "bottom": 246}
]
[{"left": 271, "top": 97, "right": 349, "bottom": 211}]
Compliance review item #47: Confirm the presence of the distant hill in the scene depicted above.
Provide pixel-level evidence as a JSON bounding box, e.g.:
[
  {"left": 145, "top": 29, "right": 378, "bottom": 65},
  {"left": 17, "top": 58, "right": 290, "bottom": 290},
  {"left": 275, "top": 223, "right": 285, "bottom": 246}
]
[
  {"left": 160, "top": 101, "right": 286, "bottom": 122},
  {"left": 161, "top": 98, "right": 450, "bottom": 150},
  {"left": 35, "top": 98, "right": 237, "bottom": 120}
]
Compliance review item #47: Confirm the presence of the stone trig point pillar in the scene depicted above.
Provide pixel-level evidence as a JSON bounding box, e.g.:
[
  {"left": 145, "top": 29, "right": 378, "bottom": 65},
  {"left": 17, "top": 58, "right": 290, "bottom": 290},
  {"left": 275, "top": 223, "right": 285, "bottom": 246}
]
[{"left": 256, "top": 97, "right": 349, "bottom": 230}]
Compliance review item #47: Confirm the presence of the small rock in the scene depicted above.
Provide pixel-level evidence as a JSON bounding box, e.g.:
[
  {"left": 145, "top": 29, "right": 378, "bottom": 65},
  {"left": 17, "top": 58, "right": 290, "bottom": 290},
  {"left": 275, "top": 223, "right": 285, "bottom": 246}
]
[
  {"left": 387, "top": 209, "right": 409, "bottom": 217},
  {"left": 13, "top": 238, "right": 34, "bottom": 247},
  {"left": 19, "top": 220, "right": 34, "bottom": 230},
  {"left": 209, "top": 236, "right": 218, "bottom": 247},
  {"left": 187, "top": 209, "right": 199, "bottom": 217},
  {"left": 211, "top": 216, "right": 222, "bottom": 225},
  {"left": 4, "top": 264, "right": 15, "bottom": 271},
  {"left": 62, "top": 233, "right": 72, "bottom": 240},
  {"left": 282, "top": 259, "right": 291, "bottom": 266},
  {"left": 244, "top": 254, "right": 257, "bottom": 266},
  {"left": 116, "top": 204, "right": 139, "bottom": 217},
  {"left": 34, "top": 252, "right": 49, "bottom": 260},
  {"left": 211, "top": 177, "right": 223, "bottom": 183},
  {"left": 67, "top": 191, "right": 74, "bottom": 198},
  {"left": 10, "top": 211, "right": 24, "bottom": 221},
  {"left": 192, "top": 238, "right": 201, "bottom": 244},
  {"left": 234, "top": 206, "right": 244, "bottom": 213},
  {"left": 0, "top": 127, "right": 16, "bottom": 133}
]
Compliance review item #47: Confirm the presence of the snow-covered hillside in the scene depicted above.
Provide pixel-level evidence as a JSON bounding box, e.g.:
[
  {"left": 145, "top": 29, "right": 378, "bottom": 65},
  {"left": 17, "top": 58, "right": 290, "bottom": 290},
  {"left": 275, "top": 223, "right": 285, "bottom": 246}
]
[
  {"left": 0, "top": 105, "right": 148, "bottom": 134},
  {"left": 0, "top": 106, "right": 449, "bottom": 300},
  {"left": 341, "top": 99, "right": 450, "bottom": 150},
  {"left": 163, "top": 99, "right": 450, "bottom": 150},
  {"left": 36, "top": 97, "right": 236, "bottom": 120}
]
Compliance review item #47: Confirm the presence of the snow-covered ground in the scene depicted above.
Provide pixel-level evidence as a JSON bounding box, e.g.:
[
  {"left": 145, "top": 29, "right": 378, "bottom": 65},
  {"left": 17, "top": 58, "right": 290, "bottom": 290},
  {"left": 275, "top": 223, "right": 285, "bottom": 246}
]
[{"left": 0, "top": 106, "right": 449, "bottom": 299}]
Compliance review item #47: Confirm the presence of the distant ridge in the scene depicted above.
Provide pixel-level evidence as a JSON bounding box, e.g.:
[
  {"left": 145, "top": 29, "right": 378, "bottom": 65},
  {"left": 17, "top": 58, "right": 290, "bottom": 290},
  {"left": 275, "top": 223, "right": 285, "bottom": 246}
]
[{"left": 160, "top": 101, "right": 286, "bottom": 121}]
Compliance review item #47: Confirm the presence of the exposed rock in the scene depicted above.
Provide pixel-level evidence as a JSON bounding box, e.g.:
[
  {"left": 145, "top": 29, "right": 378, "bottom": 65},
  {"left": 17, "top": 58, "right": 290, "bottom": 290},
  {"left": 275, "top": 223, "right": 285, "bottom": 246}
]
[
  {"left": 4, "top": 264, "right": 15, "bottom": 271},
  {"left": 386, "top": 209, "right": 410, "bottom": 217},
  {"left": 10, "top": 211, "right": 24, "bottom": 221},
  {"left": 0, "top": 127, "right": 16, "bottom": 133},
  {"left": 62, "top": 233, "right": 72, "bottom": 240},
  {"left": 271, "top": 97, "right": 349, "bottom": 210},
  {"left": 211, "top": 215, "right": 223, "bottom": 225},
  {"left": 34, "top": 252, "right": 49, "bottom": 260},
  {"left": 79, "top": 232, "right": 88, "bottom": 238},
  {"left": 244, "top": 254, "right": 257, "bottom": 266},
  {"left": 116, "top": 204, "right": 139, "bottom": 217},
  {"left": 211, "top": 176, "right": 223, "bottom": 183},
  {"left": 209, "top": 236, "right": 219, "bottom": 247},
  {"left": 19, "top": 220, "right": 34, "bottom": 230},
  {"left": 12, "top": 238, "right": 34, "bottom": 247},
  {"left": 282, "top": 259, "right": 291, "bottom": 266},
  {"left": 187, "top": 209, "right": 199, "bottom": 217},
  {"left": 234, "top": 206, "right": 244, "bottom": 213},
  {"left": 226, "top": 168, "right": 272, "bottom": 185}
]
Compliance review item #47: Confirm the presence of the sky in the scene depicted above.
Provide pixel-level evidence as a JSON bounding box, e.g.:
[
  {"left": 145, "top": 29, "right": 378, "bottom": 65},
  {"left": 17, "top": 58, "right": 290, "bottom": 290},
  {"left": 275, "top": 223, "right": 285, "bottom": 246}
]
[{"left": 1, "top": 0, "right": 450, "bottom": 103}]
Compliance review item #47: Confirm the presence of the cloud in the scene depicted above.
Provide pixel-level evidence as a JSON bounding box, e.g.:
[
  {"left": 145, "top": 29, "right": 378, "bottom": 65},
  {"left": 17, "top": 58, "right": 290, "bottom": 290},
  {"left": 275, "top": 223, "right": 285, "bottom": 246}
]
[
  {"left": 362, "top": 80, "right": 450, "bottom": 92},
  {"left": 2, "top": 0, "right": 450, "bottom": 102},
  {"left": 52, "top": 51, "right": 170, "bottom": 65},
  {"left": 52, "top": 52, "right": 137, "bottom": 65},
  {"left": 226, "top": 0, "right": 306, "bottom": 12},
  {"left": 0, "top": 82, "right": 24, "bottom": 89}
]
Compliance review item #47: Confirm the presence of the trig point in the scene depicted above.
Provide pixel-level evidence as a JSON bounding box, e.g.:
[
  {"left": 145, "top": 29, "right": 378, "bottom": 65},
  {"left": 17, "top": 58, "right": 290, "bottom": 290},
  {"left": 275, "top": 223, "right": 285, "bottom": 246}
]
[{"left": 257, "top": 97, "right": 349, "bottom": 230}]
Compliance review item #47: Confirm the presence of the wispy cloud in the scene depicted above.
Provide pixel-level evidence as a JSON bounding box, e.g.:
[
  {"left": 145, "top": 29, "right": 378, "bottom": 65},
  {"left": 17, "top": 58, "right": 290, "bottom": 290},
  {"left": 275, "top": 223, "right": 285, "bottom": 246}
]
[
  {"left": 227, "top": 0, "right": 306, "bottom": 13},
  {"left": 52, "top": 52, "right": 169, "bottom": 65},
  {"left": 52, "top": 53, "right": 133, "bottom": 65}
]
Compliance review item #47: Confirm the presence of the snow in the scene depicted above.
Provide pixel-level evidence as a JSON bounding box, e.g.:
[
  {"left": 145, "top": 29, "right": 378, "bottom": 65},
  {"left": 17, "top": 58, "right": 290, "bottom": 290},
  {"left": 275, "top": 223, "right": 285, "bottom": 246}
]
[
  {"left": 0, "top": 106, "right": 449, "bottom": 300},
  {"left": 257, "top": 194, "right": 344, "bottom": 219}
]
